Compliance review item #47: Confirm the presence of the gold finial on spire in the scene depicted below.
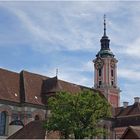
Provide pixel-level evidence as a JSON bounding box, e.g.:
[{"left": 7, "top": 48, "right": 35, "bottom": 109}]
[{"left": 104, "top": 14, "right": 106, "bottom": 36}]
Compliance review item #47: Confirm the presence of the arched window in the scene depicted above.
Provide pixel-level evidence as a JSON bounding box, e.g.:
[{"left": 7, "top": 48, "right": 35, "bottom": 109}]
[
  {"left": 35, "top": 115, "right": 40, "bottom": 120},
  {"left": 0, "top": 111, "right": 7, "bottom": 136}
]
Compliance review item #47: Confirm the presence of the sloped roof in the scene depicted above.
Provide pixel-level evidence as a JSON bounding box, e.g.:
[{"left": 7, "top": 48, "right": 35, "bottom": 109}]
[
  {"left": 121, "top": 126, "right": 140, "bottom": 139},
  {"left": 115, "top": 102, "right": 140, "bottom": 117},
  {"left": 8, "top": 121, "right": 46, "bottom": 139},
  {"left": 113, "top": 103, "right": 140, "bottom": 128},
  {"left": 8, "top": 120, "right": 61, "bottom": 139},
  {"left": 0, "top": 68, "right": 103, "bottom": 107},
  {"left": 114, "top": 116, "right": 140, "bottom": 128},
  {"left": 42, "top": 76, "right": 93, "bottom": 94},
  {"left": 21, "top": 70, "right": 49, "bottom": 105},
  {"left": 0, "top": 68, "right": 20, "bottom": 102}
]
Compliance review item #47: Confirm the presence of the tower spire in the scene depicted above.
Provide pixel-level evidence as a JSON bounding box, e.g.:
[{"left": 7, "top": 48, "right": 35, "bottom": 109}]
[
  {"left": 56, "top": 68, "right": 58, "bottom": 77},
  {"left": 96, "top": 15, "right": 114, "bottom": 57},
  {"left": 104, "top": 14, "right": 106, "bottom": 36}
]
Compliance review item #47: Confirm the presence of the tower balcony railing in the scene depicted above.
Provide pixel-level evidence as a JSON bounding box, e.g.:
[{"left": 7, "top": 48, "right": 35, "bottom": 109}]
[{"left": 94, "top": 83, "right": 120, "bottom": 91}]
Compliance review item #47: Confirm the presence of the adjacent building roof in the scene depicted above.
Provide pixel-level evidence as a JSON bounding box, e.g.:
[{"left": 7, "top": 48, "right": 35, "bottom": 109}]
[
  {"left": 8, "top": 121, "right": 46, "bottom": 139},
  {"left": 114, "top": 115, "right": 140, "bottom": 128},
  {"left": 115, "top": 102, "right": 140, "bottom": 117},
  {"left": 8, "top": 120, "right": 61, "bottom": 139},
  {"left": 121, "top": 126, "right": 140, "bottom": 139},
  {"left": 113, "top": 102, "right": 140, "bottom": 128}
]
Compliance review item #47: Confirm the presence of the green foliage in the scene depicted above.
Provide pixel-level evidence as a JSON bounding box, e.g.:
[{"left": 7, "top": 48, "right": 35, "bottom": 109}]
[{"left": 44, "top": 90, "right": 111, "bottom": 139}]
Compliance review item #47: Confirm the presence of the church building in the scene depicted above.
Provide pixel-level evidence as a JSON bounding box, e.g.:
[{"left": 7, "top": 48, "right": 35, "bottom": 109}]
[{"left": 0, "top": 16, "right": 140, "bottom": 139}]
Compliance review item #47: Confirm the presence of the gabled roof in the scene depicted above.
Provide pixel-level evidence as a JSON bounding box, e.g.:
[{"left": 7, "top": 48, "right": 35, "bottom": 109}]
[
  {"left": 121, "top": 126, "right": 140, "bottom": 139},
  {"left": 8, "top": 121, "right": 46, "bottom": 139},
  {"left": 8, "top": 120, "right": 61, "bottom": 139}
]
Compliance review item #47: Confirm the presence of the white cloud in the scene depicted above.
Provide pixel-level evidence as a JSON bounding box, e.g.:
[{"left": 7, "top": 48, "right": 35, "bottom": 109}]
[
  {"left": 124, "top": 38, "right": 140, "bottom": 58},
  {"left": 120, "top": 83, "right": 140, "bottom": 105},
  {"left": 1, "top": 1, "right": 140, "bottom": 106},
  {"left": 118, "top": 68, "right": 140, "bottom": 81},
  {"left": 0, "top": 1, "right": 126, "bottom": 53}
]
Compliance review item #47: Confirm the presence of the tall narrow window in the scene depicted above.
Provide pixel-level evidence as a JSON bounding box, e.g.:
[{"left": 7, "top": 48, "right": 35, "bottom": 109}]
[
  {"left": 111, "top": 81, "right": 114, "bottom": 86},
  {"left": 99, "top": 81, "right": 102, "bottom": 87},
  {"left": 0, "top": 111, "right": 6, "bottom": 136},
  {"left": 99, "top": 69, "right": 102, "bottom": 77},
  {"left": 111, "top": 69, "right": 114, "bottom": 77}
]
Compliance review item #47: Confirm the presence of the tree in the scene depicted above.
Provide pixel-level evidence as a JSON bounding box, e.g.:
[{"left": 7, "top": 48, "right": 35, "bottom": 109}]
[{"left": 44, "top": 90, "right": 111, "bottom": 139}]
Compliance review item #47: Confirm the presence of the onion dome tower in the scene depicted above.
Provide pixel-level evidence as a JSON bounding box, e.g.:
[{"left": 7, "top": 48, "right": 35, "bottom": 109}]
[{"left": 93, "top": 15, "right": 121, "bottom": 107}]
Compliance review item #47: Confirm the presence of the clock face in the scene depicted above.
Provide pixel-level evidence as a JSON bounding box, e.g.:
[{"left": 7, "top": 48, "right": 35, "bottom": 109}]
[
  {"left": 110, "top": 59, "right": 115, "bottom": 68},
  {"left": 95, "top": 58, "right": 104, "bottom": 69}
]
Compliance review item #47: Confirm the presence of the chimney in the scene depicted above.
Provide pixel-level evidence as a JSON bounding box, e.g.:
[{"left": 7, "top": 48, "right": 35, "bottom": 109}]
[
  {"left": 134, "top": 97, "right": 140, "bottom": 103},
  {"left": 123, "top": 102, "right": 129, "bottom": 108}
]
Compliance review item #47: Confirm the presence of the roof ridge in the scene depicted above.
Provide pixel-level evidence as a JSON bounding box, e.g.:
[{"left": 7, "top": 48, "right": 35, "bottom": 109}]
[
  {"left": 115, "top": 104, "right": 134, "bottom": 117},
  {"left": 0, "top": 67, "right": 19, "bottom": 74},
  {"left": 130, "top": 126, "right": 140, "bottom": 130},
  {"left": 126, "top": 103, "right": 139, "bottom": 115},
  {"left": 20, "top": 70, "right": 49, "bottom": 79},
  {"left": 21, "top": 70, "right": 92, "bottom": 90},
  {"left": 115, "top": 107, "right": 124, "bottom": 117}
]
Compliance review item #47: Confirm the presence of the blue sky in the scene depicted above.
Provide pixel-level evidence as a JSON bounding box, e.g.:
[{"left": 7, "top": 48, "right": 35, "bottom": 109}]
[{"left": 0, "top": 1, "right": 140, "bottom": 105}]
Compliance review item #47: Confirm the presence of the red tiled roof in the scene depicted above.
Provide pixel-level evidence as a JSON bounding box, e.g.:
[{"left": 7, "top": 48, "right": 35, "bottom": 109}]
[
  {"left": 57, "top": 79, "right": 81, "bottom": 94},
  {"left": 0, "top": 68, "right": 20, "bottom": 102},
  {"left": 21, "top": 71, "right": 49, "bottom": 105},
  {"left": 8, "top": 121, "right": 46, "bottom": 139},
  {"left": 115, "top": 103, "right": 140, "bottom": 117},
  {"left": 8, "top": 120, "right": 61, "bottom": 139},
  {"left": 113, "top": 103, "right": 140, "bottom": 128},
  {"left": 121, "top": 126, "right": 140, "bottom": 139},
  {"left": 0, "top": 68, "right": 104, "bottom": 106}
]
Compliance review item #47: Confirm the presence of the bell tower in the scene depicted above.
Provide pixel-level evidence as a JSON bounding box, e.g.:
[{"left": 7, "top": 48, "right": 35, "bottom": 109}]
[{"left": 93, "top": 15, "right": 121, "bottom": 107}]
